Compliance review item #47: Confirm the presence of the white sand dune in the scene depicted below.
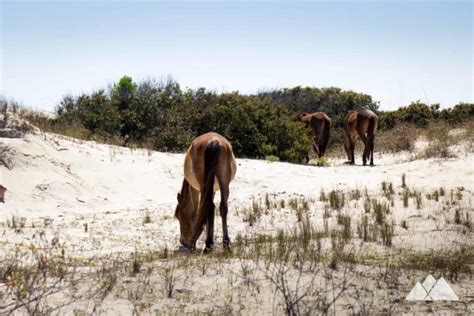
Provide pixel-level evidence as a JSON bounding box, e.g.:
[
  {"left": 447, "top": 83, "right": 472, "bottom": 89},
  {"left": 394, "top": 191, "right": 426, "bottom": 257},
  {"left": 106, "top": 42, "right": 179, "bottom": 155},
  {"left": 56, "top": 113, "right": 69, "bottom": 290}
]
[
  {"left": 1, "top": 130, "right": 473, "bottom": 315},
  {"left": 1, "top": 131, "right": 473, "bottom": 255},
  {"left": 2, "top": 132, "right": 472, "bottom": 220}
]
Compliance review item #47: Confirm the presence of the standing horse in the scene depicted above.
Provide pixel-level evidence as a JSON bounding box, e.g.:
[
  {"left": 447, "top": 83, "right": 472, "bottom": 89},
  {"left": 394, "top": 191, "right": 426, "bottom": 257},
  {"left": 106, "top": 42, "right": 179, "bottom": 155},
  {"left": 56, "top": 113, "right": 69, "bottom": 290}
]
[
  {"left": 175, "top": 132, "right": 237, "bottom": 251},
  {"left": 344, "top": 109, "right": 378, "bottom": 166},
  {"left": 297, "top": 112, "right": 331, "bottom": 158}
]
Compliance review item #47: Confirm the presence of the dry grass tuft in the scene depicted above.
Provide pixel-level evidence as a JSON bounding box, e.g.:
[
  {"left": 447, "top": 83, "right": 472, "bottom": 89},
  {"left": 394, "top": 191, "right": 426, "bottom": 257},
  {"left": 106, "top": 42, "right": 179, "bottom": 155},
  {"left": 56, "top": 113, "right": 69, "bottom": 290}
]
[
  {"left": 329, "top": 190, "right": 345, "bottom": 210},
  {"left": 0, "top": 144, "right": 15, "bottom": 170},
  {"left": 377, "top": 123, "right": 417, "bottom": 153}
]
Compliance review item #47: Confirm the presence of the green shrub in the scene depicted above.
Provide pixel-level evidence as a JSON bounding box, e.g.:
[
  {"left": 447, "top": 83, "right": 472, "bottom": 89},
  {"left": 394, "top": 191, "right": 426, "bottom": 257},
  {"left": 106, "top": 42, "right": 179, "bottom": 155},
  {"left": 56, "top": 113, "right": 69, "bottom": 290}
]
[
  {"left": 17, "top": 74, "right": 473, "bottom": 163},
  {"left": 265, "top": 155, "right": 280, "bottom": 162}
]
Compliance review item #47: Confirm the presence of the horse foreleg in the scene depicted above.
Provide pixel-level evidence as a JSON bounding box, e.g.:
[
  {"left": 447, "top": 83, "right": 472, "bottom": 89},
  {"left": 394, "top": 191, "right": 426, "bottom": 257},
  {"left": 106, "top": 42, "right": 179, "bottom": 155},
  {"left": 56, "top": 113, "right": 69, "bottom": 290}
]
[
  {"left": 190, "top": 220, "right": 205, "bottom": 250},
  {"left": 350, "top": 139, "right": 356, "bottom": 164}
]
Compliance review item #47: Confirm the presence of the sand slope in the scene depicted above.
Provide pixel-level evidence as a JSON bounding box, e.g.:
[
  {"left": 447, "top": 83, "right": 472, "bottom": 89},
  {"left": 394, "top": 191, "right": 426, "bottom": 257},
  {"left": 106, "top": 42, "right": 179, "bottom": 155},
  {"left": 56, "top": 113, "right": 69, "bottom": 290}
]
[
  {"left": 1, "top": 131, "right": 473, "bottom": 315},
  {"left": 2, "top": 132, "right": 472, "bottom": 220}
]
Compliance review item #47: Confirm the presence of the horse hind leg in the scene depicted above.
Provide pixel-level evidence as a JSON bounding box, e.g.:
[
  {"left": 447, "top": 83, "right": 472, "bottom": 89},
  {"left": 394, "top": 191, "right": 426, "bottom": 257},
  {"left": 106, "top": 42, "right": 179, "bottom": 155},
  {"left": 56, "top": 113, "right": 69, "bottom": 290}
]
[
  {"left": 350, "top": 138, "right": 356, "bottom": 164},
  {"left": 312, "top": 140, "right": 320, "bottom": 158},
  {"left": 218, "top": 180, "right": 230, "bottom": 249},
  {"left": 318, "top": 123, "right": 329, "bottom": 158},
  {"left": 191, "top": 191, "right": 214, "bottom": 251},
  {"left": 357, "top": 131, "right": 369, "bottom": 166},
  {"left": 204, "top": 192, "right": 216, "bottom": 252},
  {"left": 363, "top": 144, "right": 369, "bottom": 166},
  {"left": 370, "top": 138, "right": 375, "bottom": 166}
]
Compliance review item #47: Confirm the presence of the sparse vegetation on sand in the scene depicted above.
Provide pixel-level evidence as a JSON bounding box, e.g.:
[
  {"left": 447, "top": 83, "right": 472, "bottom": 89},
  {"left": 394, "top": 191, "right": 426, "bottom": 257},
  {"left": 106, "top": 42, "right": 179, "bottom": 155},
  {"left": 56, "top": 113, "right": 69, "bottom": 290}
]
[
  {"left": 1, "top": 178, "right": 472, "bottom": 314},
  {"left": 1, "top": 94, "right": 473, "bottom": 314},
  {"left": 0, "top": 144, "right": 14, "bottom": 170}
]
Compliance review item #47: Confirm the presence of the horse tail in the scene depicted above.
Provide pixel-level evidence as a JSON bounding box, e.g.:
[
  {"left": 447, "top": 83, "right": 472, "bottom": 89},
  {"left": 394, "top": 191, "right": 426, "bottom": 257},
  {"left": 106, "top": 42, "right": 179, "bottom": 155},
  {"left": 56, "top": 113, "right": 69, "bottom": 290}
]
[
  {"left": 343, "top": 116, "right": 351, "bottom": 160},
  {"left": 194, "top": 140, "right": 220, "bottom": 238},
  {"left": 320, "top": 118, "right": 331, "bottom": 157},
  {"left": 367, "top": 115, "right": 377, "bottom": 152}
]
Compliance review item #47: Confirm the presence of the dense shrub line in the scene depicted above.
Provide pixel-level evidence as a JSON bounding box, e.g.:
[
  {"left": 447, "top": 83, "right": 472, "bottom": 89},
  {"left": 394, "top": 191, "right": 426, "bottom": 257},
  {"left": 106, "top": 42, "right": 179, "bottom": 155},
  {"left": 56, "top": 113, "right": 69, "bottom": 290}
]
[
  {"left": 47, "top": 76, "right": 385, "bottom": 163},
  {"left": 379, "top": 101, "right": 474, "bottom": 130},
  {"left": 38, "top": 77, "right": 312, "bottom": 163},
  {"left": 2, "top": 76, "right": 473, "bottom": 163}
]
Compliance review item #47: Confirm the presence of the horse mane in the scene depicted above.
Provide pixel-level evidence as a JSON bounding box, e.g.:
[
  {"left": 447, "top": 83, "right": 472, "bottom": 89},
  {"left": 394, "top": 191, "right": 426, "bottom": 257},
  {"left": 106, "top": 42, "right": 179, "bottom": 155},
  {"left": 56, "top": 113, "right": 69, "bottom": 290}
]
[{"left": 175, "top": 179, "right": 190, "bottom": 218}]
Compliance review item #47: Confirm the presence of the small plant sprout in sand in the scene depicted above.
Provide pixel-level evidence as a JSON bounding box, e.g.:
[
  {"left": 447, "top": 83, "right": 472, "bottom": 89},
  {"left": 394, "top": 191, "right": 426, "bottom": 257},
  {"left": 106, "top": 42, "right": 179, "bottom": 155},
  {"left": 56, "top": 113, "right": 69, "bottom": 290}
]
[
  {"left": 439, "top": 187, "right": 445, "bottom": 196},
  {"left": 337, "top": 213, "right": 352, "bottom": 242},
  {"left": 350, "top": 188, "right": 361, "bottom": 201},
  {"left": 329, "top": 190, "right": 345, "bottom": 210},
  {"left": 402, "top": 189, "right": 410, "bottom": 208},
  {"left": 265, "top": 193, "right": 271, "bottom": 210},
  {"left": 0, "top": 144, "right": 14, "bottom": 170},
  {"left": 143, "top": 211, "right": 152, "bottom": 224},
  {"left": 381, "top": 181, "right": 394, "bottom": 199},
  {"left": 7, "top": 215, "right": 26, "bottom": 233},
  {"left": 456, "top": 187, "right": 464, "bottom": 201},
  {"left": 320, "top": 188, "right": 327, "bottom": 202},
  {"left": 131, "top": 252, "right": 142, "bottom": 275},
  {"left": 381, "top": 221, "right": 395, "bottom": 247},
  {"left": 243, "top": 197, "right": 263, "bottom": 226},
  {"left": 312, "top": 157, "right": 329, "bottom": 167},
  {"left": 363, "top": 197, "right": 371, "bottom": 213},
  {"left": 280, "top": 199, "right": 285, "bottom": 208},
  {"left": 357, "top": 215, "right": 370, "bottom": 242},
  {"left": 372, "top": 199, "right": 389, "bottom": 225},
  {"left": 401, "top": 219, "right": 408, "bottom": 230},
  {"left": 454, "top": 208, "right": 461, "bottom": 224},
  {"left": 288, "top": 197, "right": 298, "bottom": 211},
  {"left": 414, "top": 191, "right": 423, "bottom": 209},
  {"left": 161, "top": 262, "right": 177, "bottom": 299}
]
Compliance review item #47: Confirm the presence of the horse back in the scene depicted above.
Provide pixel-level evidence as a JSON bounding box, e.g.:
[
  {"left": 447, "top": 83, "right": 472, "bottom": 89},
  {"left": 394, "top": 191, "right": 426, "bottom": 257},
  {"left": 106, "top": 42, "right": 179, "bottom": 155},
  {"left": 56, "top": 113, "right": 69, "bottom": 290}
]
[
  {"left": 357, "top": 110, "right": 378, "bottom": 134},
  {"left": 184, "top": 132, "right": 236, "bottom": 192}
]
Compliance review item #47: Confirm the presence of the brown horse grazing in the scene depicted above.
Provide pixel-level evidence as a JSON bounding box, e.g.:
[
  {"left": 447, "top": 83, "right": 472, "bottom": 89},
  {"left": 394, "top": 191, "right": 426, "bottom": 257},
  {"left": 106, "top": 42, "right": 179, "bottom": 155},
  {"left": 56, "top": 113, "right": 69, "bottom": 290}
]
[
  {"left": 297, "top": 112, "right": 331, "bottom": 158},
  {"left": 344, "top": 109, "right": 378, "bottom": 166},
  {"left": 175, "top": 132, "right": 237, "bottom": 252}
]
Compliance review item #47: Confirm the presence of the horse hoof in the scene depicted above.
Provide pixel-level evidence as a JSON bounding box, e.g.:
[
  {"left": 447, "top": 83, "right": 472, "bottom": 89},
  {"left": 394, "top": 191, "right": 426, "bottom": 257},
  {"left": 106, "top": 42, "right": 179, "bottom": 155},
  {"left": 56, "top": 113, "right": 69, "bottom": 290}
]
[
  {"left": 178, "top": 245, "right": 194, "bottom": 254},
  {"left": 202, "top": 245, "right": 214, "bottom": 254}
]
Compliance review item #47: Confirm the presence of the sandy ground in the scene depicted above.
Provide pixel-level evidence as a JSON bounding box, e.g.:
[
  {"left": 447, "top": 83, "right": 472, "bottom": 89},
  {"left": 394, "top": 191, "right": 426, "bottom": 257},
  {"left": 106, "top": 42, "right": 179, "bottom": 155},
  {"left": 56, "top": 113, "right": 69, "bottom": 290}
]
[{"left": 1, "top": 130, "right": 473, "bottom": 314}]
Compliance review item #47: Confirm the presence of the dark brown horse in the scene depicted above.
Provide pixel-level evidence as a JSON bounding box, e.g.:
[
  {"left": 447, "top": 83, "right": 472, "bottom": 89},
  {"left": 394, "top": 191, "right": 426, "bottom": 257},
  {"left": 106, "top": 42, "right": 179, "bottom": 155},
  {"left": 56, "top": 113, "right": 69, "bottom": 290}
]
[
  {"left": 297, "top": 112, "right": 331, "bottom": 158},
  {"left": 344, "top": 109, "right": 378, "bottom": 166},
  {"left": 175, "top": 132, "right": 237, "bottom": 251}
]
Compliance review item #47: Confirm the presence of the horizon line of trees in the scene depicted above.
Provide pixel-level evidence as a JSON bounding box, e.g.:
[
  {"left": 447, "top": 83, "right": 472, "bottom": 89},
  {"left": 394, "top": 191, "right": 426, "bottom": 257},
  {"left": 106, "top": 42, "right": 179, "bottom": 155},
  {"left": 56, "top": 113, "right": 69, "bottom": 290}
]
[{"left": 3, "top": 75, "right": 473, "bottom": 163}]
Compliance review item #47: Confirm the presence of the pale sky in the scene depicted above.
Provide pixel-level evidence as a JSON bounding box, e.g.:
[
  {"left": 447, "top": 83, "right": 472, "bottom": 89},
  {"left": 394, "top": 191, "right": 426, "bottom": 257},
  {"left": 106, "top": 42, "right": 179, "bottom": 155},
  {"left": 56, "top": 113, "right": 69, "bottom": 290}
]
[{"left": 1, "top": 0, "right": 473, "bottom": 111}]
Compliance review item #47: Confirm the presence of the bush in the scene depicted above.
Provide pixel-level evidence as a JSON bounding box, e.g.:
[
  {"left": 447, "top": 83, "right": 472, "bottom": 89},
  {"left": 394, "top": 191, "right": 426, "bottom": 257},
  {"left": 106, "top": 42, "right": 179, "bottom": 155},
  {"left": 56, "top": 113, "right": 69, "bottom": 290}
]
[
  {"left": 379, "top": 101, "right": 474, "bottom": 130},
  {"left": 377, "top": 124, "right": 417, "bottom": 153},
  {"left": 48, "top": 77, "right": 313, "bottom": 163},
  {"left": 18, "top": 75, "right": 473, "bottom": 163},
  {"left": 265, "top": 155, "right": 280, "bottom": 162}
]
